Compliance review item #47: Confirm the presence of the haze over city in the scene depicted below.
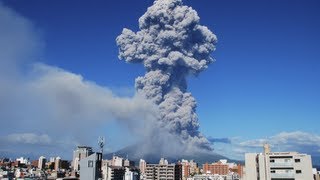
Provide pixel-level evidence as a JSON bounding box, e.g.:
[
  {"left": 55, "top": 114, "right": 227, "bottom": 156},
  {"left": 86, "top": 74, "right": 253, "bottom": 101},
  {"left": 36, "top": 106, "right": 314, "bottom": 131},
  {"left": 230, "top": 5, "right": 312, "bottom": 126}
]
[{"left": 0, "top": 0, "right": 319, "bottom": 163}]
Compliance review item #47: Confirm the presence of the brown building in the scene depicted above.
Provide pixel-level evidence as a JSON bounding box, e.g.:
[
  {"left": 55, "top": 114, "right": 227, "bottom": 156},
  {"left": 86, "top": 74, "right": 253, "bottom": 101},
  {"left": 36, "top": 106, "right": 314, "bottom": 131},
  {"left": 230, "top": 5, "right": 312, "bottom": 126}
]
[
  {"left": 178, "top": 159, "right": 198, "bottom": 179},
  {"left": 31, "top": 160, "right": 39, "bottom": 167},
  {"left": 229, "top": 164, "right": 244, "bottom": 177},
  {"left": 202, "top": 162, "right": 228, "bottom": 175},
  {"left": 182, "top": 164, "right": 190, "bottom": 178}
]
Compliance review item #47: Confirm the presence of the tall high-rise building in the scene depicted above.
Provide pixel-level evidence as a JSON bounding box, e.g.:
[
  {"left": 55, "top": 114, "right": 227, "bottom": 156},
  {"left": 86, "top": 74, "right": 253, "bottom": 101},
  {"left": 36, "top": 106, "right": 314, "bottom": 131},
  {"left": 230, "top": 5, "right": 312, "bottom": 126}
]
[
  {"left": 180, "top": 159, "right": 190, "bottom": 179},
  {"left": 73, "top": 146, "right": 93, "bottom": 172},
  {"left": 54, "top": 156, "right": 61, "bottom": 171},
  {"left": 38, "top": 156, "right": 46, "bottom": 170},
  {"left": 175, "top": 163, "right": 182, "bottom": 180},
  {"left": 139, "top": 159, "right": 147, "bottom": 175},
  {"left": 245, "top": 144, "right": 313, "bottom": 180}
]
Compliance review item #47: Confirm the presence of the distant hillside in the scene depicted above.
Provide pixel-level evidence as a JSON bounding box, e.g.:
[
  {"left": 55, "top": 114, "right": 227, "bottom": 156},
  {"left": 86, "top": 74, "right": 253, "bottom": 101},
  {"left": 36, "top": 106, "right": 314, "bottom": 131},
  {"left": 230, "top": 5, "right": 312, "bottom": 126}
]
[{"left": 104, "top": 144, "right": 242, "bottom": 165}]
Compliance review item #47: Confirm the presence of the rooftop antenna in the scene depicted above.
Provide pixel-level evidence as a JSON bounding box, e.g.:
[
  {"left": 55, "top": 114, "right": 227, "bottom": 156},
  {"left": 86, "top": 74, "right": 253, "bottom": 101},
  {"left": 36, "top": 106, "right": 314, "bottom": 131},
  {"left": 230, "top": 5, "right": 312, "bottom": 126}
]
[{"left": 98, "top": 136, "right": 105, "bottom": 155}]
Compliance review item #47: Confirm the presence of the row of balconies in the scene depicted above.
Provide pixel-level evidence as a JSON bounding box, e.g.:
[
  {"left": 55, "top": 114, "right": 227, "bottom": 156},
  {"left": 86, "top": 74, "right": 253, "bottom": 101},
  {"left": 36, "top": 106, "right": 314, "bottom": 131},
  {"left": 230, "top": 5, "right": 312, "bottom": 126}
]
[{"left": 269, "top": 162, "right": 294, "bottom": 167}]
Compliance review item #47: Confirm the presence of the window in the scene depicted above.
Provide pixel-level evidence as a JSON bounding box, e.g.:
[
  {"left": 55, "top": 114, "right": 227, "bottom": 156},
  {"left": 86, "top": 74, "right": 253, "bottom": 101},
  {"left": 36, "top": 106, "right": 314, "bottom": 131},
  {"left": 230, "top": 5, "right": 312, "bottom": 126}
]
[
  {"left": 88, "top": 160, "right": 94, "bottom": 167},
  {"left": 270, "top": 159, "right": 275, "bottom": 162},
  {"left": 296, "top": 170, "right": 302, "bottom": 174},
  {"left": 269, "top": 156, "right": 292, "bottom": 158},
  {"left": 295, "top": 159, "right": 300, "bottom": 163}
]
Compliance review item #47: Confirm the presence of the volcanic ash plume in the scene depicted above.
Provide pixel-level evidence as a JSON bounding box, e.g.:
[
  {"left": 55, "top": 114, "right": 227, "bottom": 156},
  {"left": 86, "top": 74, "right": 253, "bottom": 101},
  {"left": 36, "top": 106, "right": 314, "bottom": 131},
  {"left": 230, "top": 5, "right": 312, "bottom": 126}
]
[{"left": 116, "top": 0, "right": 217, "bottom": 151}]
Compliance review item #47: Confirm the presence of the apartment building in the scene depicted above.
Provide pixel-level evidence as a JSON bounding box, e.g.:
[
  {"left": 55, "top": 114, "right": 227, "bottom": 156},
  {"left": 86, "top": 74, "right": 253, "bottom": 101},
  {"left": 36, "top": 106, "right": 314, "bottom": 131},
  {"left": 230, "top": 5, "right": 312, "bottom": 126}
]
[
  {"left": 245, "top": 144, "right": 313, "bottom": 180},
  {"left": 145, "top": 158, "right": 175, "bottom": 180}
]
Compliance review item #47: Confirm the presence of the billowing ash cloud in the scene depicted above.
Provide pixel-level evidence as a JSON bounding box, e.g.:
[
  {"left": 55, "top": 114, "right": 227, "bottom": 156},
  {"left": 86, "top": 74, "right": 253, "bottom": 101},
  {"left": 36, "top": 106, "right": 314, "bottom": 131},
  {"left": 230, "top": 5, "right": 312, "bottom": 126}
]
[
  {"left": 0, "top": 2, "right": 158, "bottom": 158},
  {"left": 117, "top": 0, "right": 217, "bottom": 151}
]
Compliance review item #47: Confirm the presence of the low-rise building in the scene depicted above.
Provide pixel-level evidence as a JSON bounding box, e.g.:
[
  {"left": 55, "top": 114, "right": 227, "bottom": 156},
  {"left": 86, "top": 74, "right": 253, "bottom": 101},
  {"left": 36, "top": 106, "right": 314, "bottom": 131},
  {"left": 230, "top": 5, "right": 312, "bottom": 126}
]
[{"left": 203, "top": 161, "right": 229, "bottom": 175}]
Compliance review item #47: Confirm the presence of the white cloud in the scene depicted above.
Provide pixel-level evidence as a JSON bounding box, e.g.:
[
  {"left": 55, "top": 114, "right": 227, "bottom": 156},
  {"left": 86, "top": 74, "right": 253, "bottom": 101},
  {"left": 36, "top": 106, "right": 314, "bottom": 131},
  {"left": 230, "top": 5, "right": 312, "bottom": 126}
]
[
  {"left": 239, "top": 131, "right": 320, "bottom": 151},
  {"left": 6, "top": 133, "right": 52, "bottom": 145}
]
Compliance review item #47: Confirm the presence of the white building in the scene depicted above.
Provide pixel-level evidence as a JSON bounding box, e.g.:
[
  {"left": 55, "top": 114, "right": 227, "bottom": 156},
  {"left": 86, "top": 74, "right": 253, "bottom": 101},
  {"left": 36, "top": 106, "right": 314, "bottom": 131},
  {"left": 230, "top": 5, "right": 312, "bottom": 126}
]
[
  {"left": 189, "top": 160, "right": 198, "bottom": 175},
  {"left": 111, "top": 155, "right": 124, "bottom": 167},
  {"left": 313, "top": 168, "right": 320, "bottom": 180},
  {"left": 73, "top": 146, "right": 93, "bottom": 172},
  {"left": 245, "top": 144, "right": 313, "bottom": 180},
  {"left": 139, "top": 159, "right": 147, "bottom": 179},
  {"left": 101, "top": 156, "right": 139, "bottom": 180},
  {"left": 145, "top": 158, "right": 175, "bottom": 180},
  {"left": 38, "top": 156, "right": 46, "bottom": 170},
  {"left": 124, "top": 167, "right": 140, "bottom": 180},
  {"left": 16, "top": 157, "right": 28, "bottom": 165},
  {"left": 49, "top": 157, "right": 56, "bottom": 163},
  {"left": 101, "top": 165, "right": 111, "bottom": 180},
  {"left": 55, "top": 156, "right": 61, "bottom": 171}
]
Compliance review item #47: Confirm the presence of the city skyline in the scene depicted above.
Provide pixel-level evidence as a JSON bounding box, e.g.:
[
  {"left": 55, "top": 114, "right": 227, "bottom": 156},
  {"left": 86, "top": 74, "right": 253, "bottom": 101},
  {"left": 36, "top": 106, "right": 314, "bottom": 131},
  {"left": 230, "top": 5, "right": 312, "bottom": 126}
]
[
  {"left": 0, "top": 0, "right": 319, "bottom": 160},
  {"left": 1, "top": 143, "right": 318, "bottom": 179}
]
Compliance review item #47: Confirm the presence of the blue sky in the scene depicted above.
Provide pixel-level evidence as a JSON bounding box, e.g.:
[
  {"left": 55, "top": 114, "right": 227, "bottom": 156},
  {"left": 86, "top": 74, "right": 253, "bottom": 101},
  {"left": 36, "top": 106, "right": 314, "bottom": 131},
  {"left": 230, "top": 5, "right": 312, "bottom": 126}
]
[{"left": 0, "top": 0, "right": 320, "bottom": 160}]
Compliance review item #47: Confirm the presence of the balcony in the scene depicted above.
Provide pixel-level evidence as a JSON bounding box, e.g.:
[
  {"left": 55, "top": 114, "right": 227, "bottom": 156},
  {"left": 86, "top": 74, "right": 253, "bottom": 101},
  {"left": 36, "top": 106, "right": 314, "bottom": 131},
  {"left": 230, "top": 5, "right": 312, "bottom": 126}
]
[{"left": 269, "top": 162, "right": 293, "bottom": 168}]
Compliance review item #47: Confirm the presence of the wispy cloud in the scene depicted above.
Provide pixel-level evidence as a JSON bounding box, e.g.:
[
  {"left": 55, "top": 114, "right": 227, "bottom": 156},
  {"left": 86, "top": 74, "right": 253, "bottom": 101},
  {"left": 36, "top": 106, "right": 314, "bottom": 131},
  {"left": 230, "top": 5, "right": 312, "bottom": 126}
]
[
  {"left": 213, "top": 131, "right": 320, "bottom": 160},
  {"left": 239, "top": 131, "right": 320, "bottom": 154},
  {"left": 208, "top": 137, "right": 231, "bottom": 144}
]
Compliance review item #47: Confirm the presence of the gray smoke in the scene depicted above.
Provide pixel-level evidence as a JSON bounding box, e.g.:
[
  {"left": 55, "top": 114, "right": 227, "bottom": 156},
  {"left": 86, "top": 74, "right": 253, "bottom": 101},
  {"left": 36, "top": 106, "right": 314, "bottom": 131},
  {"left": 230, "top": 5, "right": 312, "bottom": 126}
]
[{"left": 116, "top": 0, "right": 217, "bottom": 151}]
